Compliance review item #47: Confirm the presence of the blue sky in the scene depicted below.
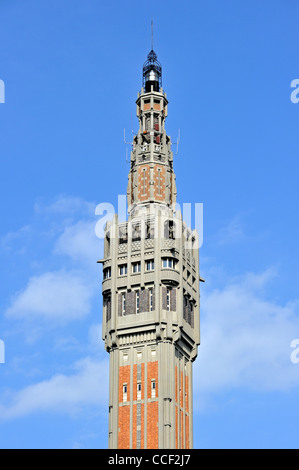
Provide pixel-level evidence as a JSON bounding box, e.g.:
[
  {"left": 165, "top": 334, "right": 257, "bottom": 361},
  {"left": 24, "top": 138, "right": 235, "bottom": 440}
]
[{"left": 0, "top": 0, "right": 299, "bottom": 449}]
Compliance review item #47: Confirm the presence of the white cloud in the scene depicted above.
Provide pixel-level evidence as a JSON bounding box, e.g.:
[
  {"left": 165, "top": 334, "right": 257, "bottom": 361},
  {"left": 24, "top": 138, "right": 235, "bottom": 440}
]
[
  {"left": 0, "top": 357, "right": 109, "bottom": 420},
  {"left": 215, "top": 216, "right": 245, "bottom": 245},
  {"left": 34, "top": 195, "right": 95, "bottom": 217},
  {"left": 6, "top": 270, "right": 94, "bottom": 322},
  {"left": 194, "top": 268, "right": 299, "bottom": 409},
  {"left": 53, "top": 220, "right": 102, "bottom": 266},
  {"left": 0, "top": 225, "right": 31, "bottom": 253},
  {"left": 3, "top": 195, "right": 103, "bottom": 332}
]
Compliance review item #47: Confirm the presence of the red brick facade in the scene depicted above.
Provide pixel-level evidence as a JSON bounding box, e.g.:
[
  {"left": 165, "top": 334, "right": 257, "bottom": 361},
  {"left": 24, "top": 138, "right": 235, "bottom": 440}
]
[
  {"left": 118, "top": 365, "right": 131, "bottom": 449},
  {"left": 117, "top": 360, "right": 159, "bottom": 449},
  {"left": 153, "top": 164, "right": 166, "bottom": 201},
  {"left": 174, "top": 364, "right": 190, "bottom": 449},
  {"left": 137, "top": 165, "right": 150, "bottom": 202}
]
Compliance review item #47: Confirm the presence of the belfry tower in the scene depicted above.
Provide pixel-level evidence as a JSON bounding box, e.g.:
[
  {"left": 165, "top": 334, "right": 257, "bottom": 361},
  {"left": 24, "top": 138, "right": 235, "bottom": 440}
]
[{"left": 100, "top": 48, "right": 201, "bottom": 449}]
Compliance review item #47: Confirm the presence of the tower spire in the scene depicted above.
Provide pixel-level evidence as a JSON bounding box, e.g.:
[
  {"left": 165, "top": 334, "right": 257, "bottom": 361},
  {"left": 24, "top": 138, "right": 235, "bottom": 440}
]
[{"left": 151, "top": 18, "right": 154, "bottom": 51}]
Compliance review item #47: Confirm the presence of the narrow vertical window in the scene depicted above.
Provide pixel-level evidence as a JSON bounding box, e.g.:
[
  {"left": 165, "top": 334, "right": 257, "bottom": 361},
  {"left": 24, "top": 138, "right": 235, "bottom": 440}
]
[
  {"left": 137, "top": 351, "right": 142, "bottom": 360},
  {"left": 103, "top": 267, "right": 111, "bottom": 279},
  {"left": 146, "top": 260, "right": 154, "bottom": 271},
  {"left": 123, "top": 384, "right": 128, "bottom": 403},
  {"left": 119, "top": 264, "right": 127, "bottom": 276},
  {"left": 136, "top": 290, "right": 140, "bottom": 314},
  {"left": 149, "top": 288, "right": 153, "bottom": 312},
  {"left": 122, "top": 293, "right": 126, "bottom": 316},
  {"left": 142, "top": 168, "right": 146, "bottom": 195},
  {"left": 137, "top": 382, "right": 142, "bottom": 400},
  {"left": 166, "top": 288, "right": 170, "bottom": 311},
  {"left": 157, "top": 168, "right": 161, "bottom": 195},
  {"left": 106, "top": 295, "right": 111, "bottom": 322},
  {"left": 151, "top": 380, "right": 156, "bottom": 398},
  {"left": 132, "top": 262, "right": 141, "bottom": 273}
]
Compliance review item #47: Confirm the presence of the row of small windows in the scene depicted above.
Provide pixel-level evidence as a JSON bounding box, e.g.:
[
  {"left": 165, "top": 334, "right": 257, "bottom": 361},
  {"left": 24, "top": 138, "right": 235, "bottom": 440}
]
[
  {"left": 122, "top": 380, "right": 156, "bottom": 403},
  {"left": 143, "top": 98, "right": 162, "bottom": 106},
  {"left": 122, "top": 260, "right": 154, "bottom": 275},
  {"left": 107, "top": 222, "right": 196, "bottom": 247},
  {"left": 105, "top": 288, "right": 195, "bottom": 324},
  {"left": 120, "top": 288, "right": 155, "bottom": 316},
  {"left": 162, "top": 258, "right": 176, "bottom": 269},
  {"left": 105, "top": 289, "right": 193, "bottom": 325},
  {"left": 122, "top": 349, "right": 156, "bottom": 362},
  {"left": 103, "top": 258, "right": 176, "bottom": 280},
  {"left": 118, "top": 220, "right": 177, "bottom": 244},
  {"left": 117, "top": 286, "right": 175, "bottom": 317}
]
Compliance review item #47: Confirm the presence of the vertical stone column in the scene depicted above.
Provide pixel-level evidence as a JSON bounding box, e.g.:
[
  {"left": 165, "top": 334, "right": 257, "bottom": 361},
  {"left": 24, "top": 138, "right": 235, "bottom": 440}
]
[{"left": 108, "top": 347, "right": 119, "bottom": 449}]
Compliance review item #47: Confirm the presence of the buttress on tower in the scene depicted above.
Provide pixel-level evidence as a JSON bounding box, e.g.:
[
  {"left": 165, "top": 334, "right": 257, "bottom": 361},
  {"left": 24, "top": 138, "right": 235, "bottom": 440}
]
[{"left": 100, "top": 49, "right": 201, "bottom": 449}]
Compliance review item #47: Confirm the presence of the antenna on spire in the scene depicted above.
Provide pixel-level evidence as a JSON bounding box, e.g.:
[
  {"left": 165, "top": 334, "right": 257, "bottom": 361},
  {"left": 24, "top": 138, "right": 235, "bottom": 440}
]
[{"left": 151, "top": 18, "right": 154, "bottom": 50}]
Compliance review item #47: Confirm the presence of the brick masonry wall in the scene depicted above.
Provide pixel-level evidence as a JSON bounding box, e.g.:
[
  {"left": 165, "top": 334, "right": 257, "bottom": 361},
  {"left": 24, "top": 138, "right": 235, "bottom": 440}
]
[
  {"left": 185, "top": 374, "right": 189, "bottom": 449},
  {"left": 175, "top": 366, "right": 178, "bottom": 403},
  {"left": 175, "top": 406, "right": 178, "bottom": 449},
  {"left": 118, "top": 289, "right": 156, "bottom": 316},
  {"left": 106, "top": 296, "right": 111, "bottom": 322},
  {"left": 126, "top": 291, "right": 136, "bottom": 315},
  {"left": 118, "top": 365, "right": 130, "bottom": 404},
  {"left": 137, "top": 165, "right": 150, "bottom": 202},
  {"left": 170, "top": 288, "right": 176, "bottom": 311},
  {"left": 153, "top": 164, "right": 166, "bottom": 202},
  {"left": 131, "top": 172, "right": 134, "bottom": 204},
  {"left": 162, "top": 286, "right": 167, "bottom": 310},
  {"left": 147, "top": 360, "right": 158, "bottom": 449},
  {"left": 118, "top": 365, "right": 131, "bottom": 449},
  {"left": 147, "top": 401, "right": 159, "bottom": 449},
  {"left": 118, "top": 357, "right": 190, "bottom": 449},
  {"left": 180, "top": 410, "right": 184, "bottom": 449},
  {"left": 140, "top": 289, "right": 149, "bottom": 313},
  {"left": 174, "top": 364, "right": 191, "bottom": 449},
  {"left": 118, "top": 406, "right": 130, "bottom": 449},
  {"left": 180, "top": 371, "right": 183, "bottom": 408},
  {"left": 185, "top": 375, "right": 189, "bottom": 413},
  {"left": 118, "top": 292, "right": 122, "bottom": 317},
  {"left": 185, "top": 414, "right": 189, "bottom": 450},
  {"left": 147, "top": 361, "right": 158, "bottom": 398}
]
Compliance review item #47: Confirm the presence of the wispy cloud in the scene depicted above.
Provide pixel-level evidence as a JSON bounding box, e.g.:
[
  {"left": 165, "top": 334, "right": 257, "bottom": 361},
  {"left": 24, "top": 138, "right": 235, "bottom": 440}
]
[
  {"left": 5, "top": 270, "right": 94, "bottom": 322},
  {"left": 3, "top": 195, "right": 101, "bottom": 325},
  {"left": 214, "top": 215, "right": 246, "bottom": 245},
  {"left": 194, "top": 268, "right": 299, "bottom": 410},
  {"left": 34, "top": 195, "right": 95, "bottom": 218},
  {"left": 0, "top": 357, "right": 109, "bottom": 420},
  {"left": 53, "top": 219, "right": 101, "bottom": 266}
]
